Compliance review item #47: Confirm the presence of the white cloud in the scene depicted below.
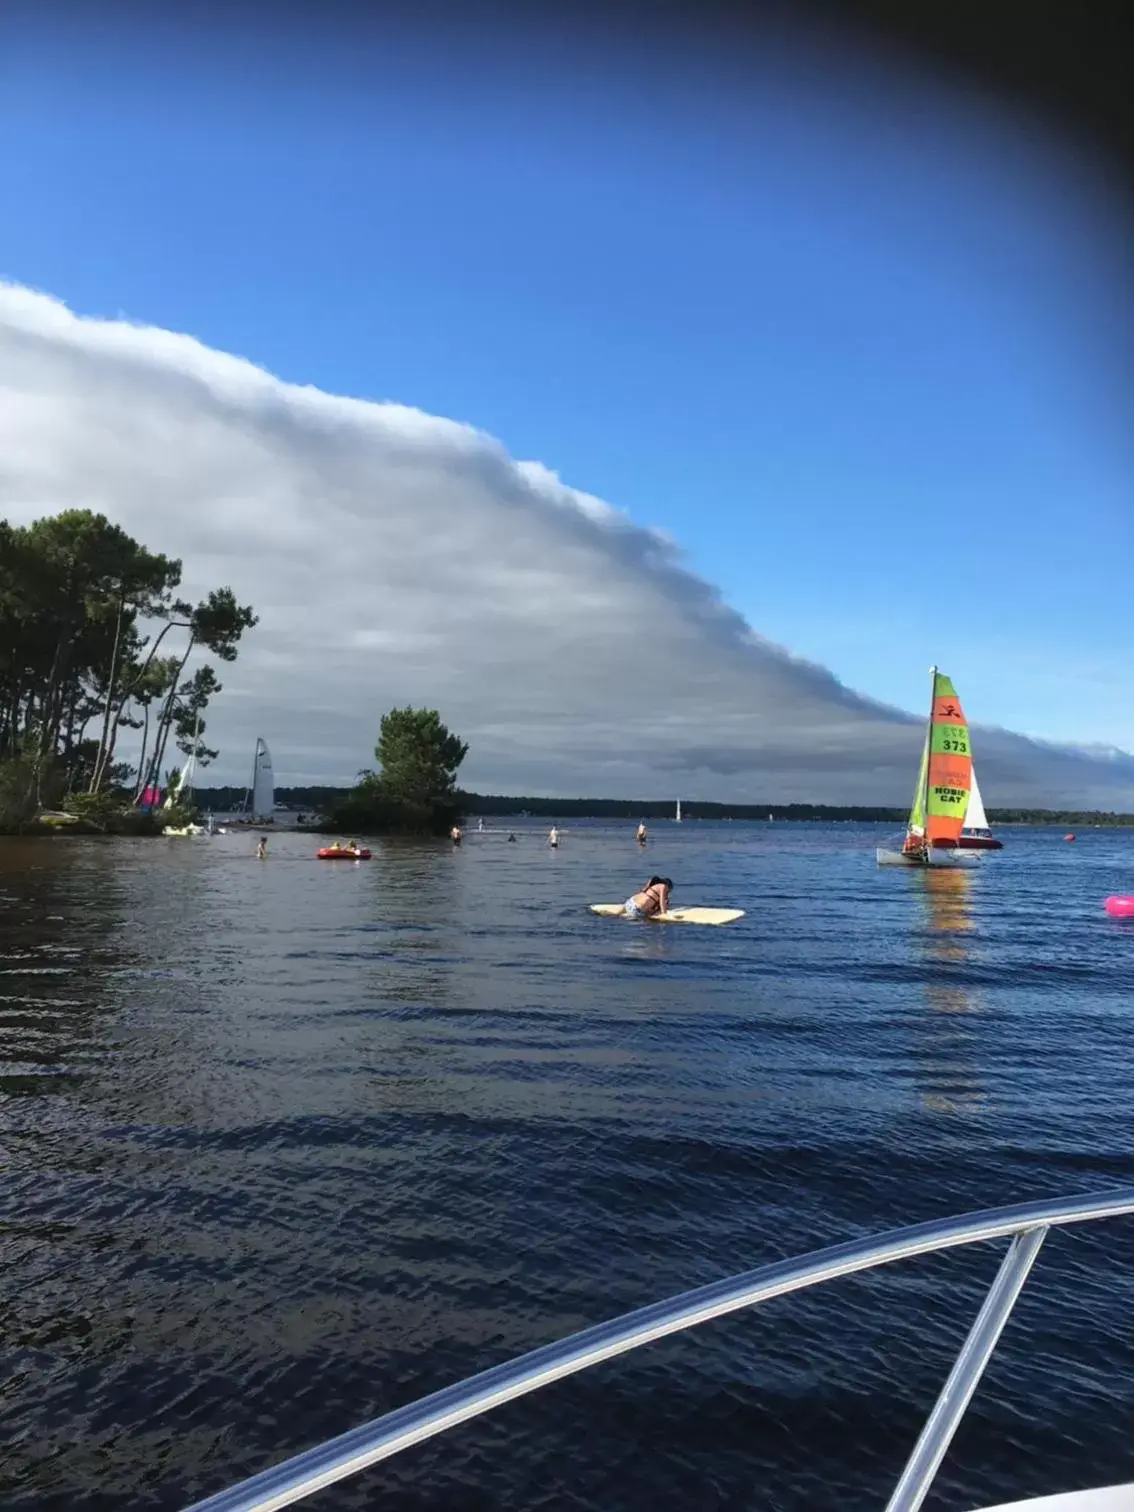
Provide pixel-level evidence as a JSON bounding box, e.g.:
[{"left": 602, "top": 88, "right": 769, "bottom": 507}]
[{"left": 1, "top": 281, "right": 1131, "bottom": 807}]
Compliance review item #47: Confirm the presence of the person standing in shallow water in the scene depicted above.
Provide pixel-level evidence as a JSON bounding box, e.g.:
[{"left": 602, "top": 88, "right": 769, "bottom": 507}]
[
  {"left": 450, "top": 825, "right": 462, "bottom": 846},
  {"left": 256, "top": 836, "right": 267, "bottom": 860},
  {"left": 636, "top": 822, "right": 647, "bottom": 845},
  {"left": 548, "top": 826, "right": 560, "bottom": 849}
]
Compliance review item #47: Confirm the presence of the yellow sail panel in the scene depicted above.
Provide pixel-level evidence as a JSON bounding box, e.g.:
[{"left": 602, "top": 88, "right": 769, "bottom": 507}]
[{"left": 907, "top": 729, "right": 929, "bottom": 836}]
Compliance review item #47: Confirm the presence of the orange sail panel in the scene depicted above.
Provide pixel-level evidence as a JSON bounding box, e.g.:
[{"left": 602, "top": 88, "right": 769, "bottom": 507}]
[{"left": 925, "top": 673, "right": 972, "bottom": 846}]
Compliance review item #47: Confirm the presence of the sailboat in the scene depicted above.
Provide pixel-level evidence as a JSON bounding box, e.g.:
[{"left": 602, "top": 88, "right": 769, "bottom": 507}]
[
  {"left": 162, "top": 715, "right": 207, "bottom": 836},
  {"left": 957, "top": 768, "right": 1003, "bottom": 850},
  {"left": 248, "top": 737, "right": 275, "bottom": 823},
  {"left": 675, "top": 799, "right": 682, "bottom": 823},
  {"left": 877, "top": 668, "right": 980, "bottom": 869}
]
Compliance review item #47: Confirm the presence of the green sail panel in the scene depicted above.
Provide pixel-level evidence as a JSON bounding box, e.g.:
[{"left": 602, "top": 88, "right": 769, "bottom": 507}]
[{"left": 908, "top": 729, "right": 929, "bottom": 835}]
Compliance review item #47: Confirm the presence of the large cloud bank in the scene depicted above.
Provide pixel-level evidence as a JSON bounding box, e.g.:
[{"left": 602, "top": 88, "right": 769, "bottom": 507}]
[{"left": 1, "top": 283, "right": 1130, "bottom": 806}]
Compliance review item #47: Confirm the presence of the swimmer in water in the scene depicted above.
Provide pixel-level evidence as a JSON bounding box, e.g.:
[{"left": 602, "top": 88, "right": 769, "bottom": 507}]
[{"left": 507, "top": 833, "right": 516, "bottom": 843}]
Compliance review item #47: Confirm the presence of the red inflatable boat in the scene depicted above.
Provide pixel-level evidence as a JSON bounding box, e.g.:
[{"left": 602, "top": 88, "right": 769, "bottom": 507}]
[{"left": 317, "top": 847, "right": 371, "bottom": 860}]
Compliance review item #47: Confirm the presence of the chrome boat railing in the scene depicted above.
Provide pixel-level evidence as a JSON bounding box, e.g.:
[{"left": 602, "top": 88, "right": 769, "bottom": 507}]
[{"left": 184, "top": 1187, "right": 1134, "bottom": 1512}]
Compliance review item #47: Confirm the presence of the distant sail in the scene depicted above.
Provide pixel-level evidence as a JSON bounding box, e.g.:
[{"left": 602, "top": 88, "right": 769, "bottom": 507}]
[
  {"left": 251, "top": 738, "right": 274, "bottom": 820},
  {"left": 964, "top": 769, "right": 989, "bottom": 833},
  {"left": 904, "top": 670, "right": 972, "bottom": 855},
  {"left": 675, "top": 799, "right": 682, "bottom": 823},
  {"left": 174, "top": 749, "right": 197, "bottom": 802}
]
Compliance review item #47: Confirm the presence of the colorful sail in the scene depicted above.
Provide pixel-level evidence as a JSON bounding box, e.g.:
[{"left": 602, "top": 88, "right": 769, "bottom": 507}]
[
  {"left": 925, "top": 672, "right": 972, "bottom": 846},
  {"left": 904, "top": 670, "right": 972, "bottom": 854}
]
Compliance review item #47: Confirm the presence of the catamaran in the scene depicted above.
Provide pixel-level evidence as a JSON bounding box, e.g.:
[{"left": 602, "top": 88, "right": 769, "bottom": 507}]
[
  {"left": 877, "top": 668, "right": 979, "bottom": 869},
  {"left": 162, "top": 715, "right": 207, "bottom": 836}
]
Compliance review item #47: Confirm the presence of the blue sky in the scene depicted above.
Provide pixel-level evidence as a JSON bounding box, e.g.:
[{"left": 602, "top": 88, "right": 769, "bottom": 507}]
[{"left": 2, "top": 10, "right": 1131, "bottom": 752}]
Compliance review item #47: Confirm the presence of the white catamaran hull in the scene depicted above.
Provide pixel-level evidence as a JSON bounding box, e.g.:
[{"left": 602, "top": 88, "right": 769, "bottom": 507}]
[{"left": 876, "top": 846, "right": 979, "bottom": 869}]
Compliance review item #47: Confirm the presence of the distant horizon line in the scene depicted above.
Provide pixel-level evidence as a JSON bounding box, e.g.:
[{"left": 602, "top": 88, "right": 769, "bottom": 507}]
[{"left": 186, "top": 786, "right": 1134, "bottom": 822}]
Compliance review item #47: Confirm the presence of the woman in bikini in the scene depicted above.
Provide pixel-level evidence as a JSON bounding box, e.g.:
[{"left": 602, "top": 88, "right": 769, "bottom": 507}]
[{"left": 624, "top": 876, "right": 673, "bottom": 919}]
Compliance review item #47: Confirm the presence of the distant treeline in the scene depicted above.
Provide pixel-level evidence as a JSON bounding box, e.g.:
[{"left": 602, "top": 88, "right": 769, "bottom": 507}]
[
  {"left": 189, "top": 786, "right": 1134, "bottom": 826},
  {"left": 986, "top": 809, "right": 1134, "bottom": 826},
  {"left": 194, "top": 785, "right": 344, "bottom": 812}
]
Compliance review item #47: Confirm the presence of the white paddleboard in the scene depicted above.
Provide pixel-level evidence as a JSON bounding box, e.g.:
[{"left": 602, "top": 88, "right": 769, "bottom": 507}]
[{"left": 589, "top": 904, "right": 745, "bottom": 926}]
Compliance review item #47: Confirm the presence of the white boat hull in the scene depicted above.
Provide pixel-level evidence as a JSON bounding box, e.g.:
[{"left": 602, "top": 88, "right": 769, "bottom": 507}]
[
  {"left": 876, "top": 846, "right": 979, "bottom": 869},
  {"left": 976, "top": 1488, "right": 1134, "bottom": 1512}
]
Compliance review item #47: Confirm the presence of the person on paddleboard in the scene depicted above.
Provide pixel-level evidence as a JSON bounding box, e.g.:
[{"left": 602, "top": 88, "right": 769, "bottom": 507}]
[{"left": 624, "top": 876, "right": 672, "bottom": 919}]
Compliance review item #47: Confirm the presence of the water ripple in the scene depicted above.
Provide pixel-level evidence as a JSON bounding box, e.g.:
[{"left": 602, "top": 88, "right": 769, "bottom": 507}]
[{"left": 0, "top": 823, "right": 1131, "bottom": 1511}]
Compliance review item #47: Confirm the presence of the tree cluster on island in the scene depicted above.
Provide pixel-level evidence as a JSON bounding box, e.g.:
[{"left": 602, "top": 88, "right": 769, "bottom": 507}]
[
  {"left": 0, "top": 509, "right": 256, "bottom": 833},
  {"left": 321, "top": 707, "right": 469, "bottom": 836}
]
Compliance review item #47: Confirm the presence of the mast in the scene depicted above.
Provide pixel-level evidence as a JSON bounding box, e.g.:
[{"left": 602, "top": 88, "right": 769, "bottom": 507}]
[
  {"left": 243, "top": 741, "right": 258, "bottom": 818},
  {"left": 184, "top": 711, "right": 200, "bottom": 807},
  {"left": 919, "top": 665, "right": 937, "bottom": 854}
]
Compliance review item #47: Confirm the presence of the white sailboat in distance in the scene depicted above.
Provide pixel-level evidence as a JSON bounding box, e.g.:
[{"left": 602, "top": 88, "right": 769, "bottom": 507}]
[
  {"left": 249, "top": 738, "right": 275, "bottom": 823},
  {"left": 161, "top": 714, "right": 207, "bottom": 835},
  {"left": 675, "top": 799, "right": 682, "bottom": 823}
]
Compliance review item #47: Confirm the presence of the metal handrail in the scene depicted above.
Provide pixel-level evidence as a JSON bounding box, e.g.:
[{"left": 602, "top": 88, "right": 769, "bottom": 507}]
[{"left": 183, "top": 1186, "right": 1134, "bottom": 1512}]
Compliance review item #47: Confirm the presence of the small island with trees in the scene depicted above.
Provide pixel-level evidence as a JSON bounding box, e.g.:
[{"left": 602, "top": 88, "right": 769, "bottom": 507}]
[{"left": 321, "top": 706, "right": 468, "bottom": 836}]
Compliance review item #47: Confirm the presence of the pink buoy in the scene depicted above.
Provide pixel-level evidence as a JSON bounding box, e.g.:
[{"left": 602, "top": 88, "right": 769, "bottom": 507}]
[{"left": 1104, "top": 896, "right": 1134, "bottom": 919}]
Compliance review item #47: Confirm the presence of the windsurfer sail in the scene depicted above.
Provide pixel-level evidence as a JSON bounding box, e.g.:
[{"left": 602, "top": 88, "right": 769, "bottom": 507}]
[{"left": 902, "top": 669, "right": 972, "bottom": 864}]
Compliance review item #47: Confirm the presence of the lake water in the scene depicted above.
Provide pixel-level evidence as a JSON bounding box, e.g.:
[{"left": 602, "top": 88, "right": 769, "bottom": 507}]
[{"left": 2, "top": 821, "right": 1133, "bottom": 1511}]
